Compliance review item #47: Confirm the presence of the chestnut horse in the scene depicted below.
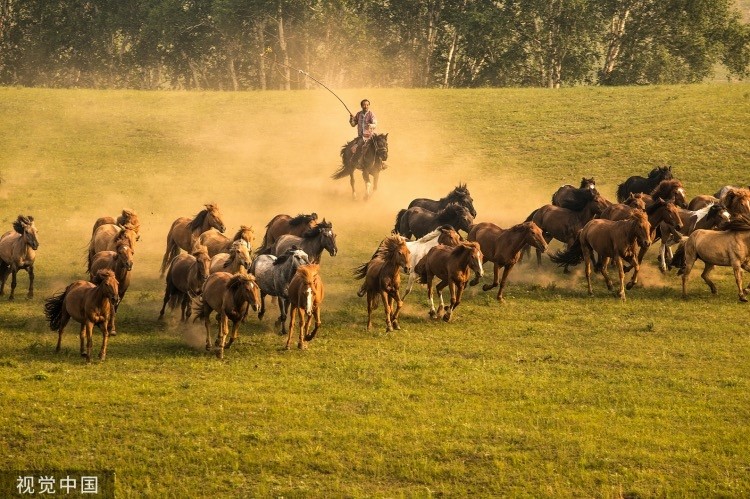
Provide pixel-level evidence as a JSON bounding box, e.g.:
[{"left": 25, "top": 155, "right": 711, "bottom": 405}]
[
  {"left": 159, "top": 247, "right": 211, "bottom": 321},
  {"left": 402, "top": 225, "right": 462, "bottom": 298},
  {"left": 286, "top": 264, "right": 325, "bottom": 350},
  {"left": 89, "top": 238, "right": 134, "bottom": 336},
  {"left": 193, "top": 272, "right": 261, "bottom": 358},
  {"left": 258, "top": 213, "right": 318, "bottom": 254},
  {"left": 91, "top": 209, "right": 140, "bottom": 239},
  {"left": 199, "top": 225, "right": 254, "bottom": 257},
  {"left": 270, "top": 220, "right": 338, "bottom": 264},
  {"left": 414, "top": 241, "right": 483, "bottom": 321},
  {"left": 45, "top": 269, "right": 120, "bottom": 362},
  {"left": 87, "top": 224, "right": 138, "bottom": 272},
  {"left": 160, "top": 204, "right": 225, "bottom": 276},
  {"left": 209, "top": 240, "right": 252, "bottom": 275},
  {"left": 722, "top": 188, "right": 750, "bottom": 219},
  {"left": 353, "top": 235, "right": 410, "bottom": 332},
  {"left": 0, "top": 215, "right": 39, "bottom": 300},
  {"left": 468, "top": 221, "right": 547, "bottom": 302}
]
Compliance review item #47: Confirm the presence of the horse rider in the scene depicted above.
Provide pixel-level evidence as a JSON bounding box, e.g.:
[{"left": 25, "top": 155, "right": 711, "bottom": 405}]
[{"left": 349, "top": 98, "right": 377, "bottom": 166}]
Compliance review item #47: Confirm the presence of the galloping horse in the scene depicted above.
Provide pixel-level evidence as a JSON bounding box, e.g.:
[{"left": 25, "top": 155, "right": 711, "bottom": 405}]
[
  {"left": 722, "top": 188, "right": 750, "bottom": 219},
  {"left": 89, "top": 238, "right": 134, "bottom": 336},
  {"left": 286, "top": 264, "right": 325, "bottom": 350},
  {"left": 468, "top": 221, "right": 547, "bottom": 302},
  {"left": 0, "top": 215, "right": 39, "bottom": 300},
  {"left": 616, "top": 165, "right": 673, "bottom": 202},
  {"left": 550, "top": 211, "right": 651, "bottom": 300},
  {"left": 45, "top": 269, "right": 120, "bottom": 362},
  {"left": 660, "top": 203, "right": 731, "bottom": 272},
  {"left": 332, "top": 132, "right": 389, "bottom": 200},
  {"left": 209, "top": 240, "right": 253, "bottom": 275},
  {"left": 551, "top": 177, "right": 598, "bottom": 210},
  {"left": 258, "top": 213, "right": 318, "bottom": 254},
  {"left": 270, "top": 220, "right": 338, "bottom": 264},
  {"left": 199, "top": 226, "right": 254, "bottom": 257},
  {"left": 160, "top": 204, "right": 226, "bottom": 276},
  {"left": 354, "top": 235, "right": 410, "bottom": 332},
  {"left": 88, "top": 224, "right": 138, "bottom": 272},
  {"left": 91, "top": 209, "right": 141, "bottom": 239},
  {"left": 395, "top": 203, "right": 475, "bottom": 239},
  {"left": 402, "top": 226, "right": 462, "bottom": 298},
  {"left": 677, "top": 217, "right": 750, "bottom": 301},
  {"left": 250, "top": 248, "right": 310, "bottom": 334},
  {"left": 193, "top": 272, "right": 261, "bottom": 359},
  {"left": 414, "top": 241, "right": 483, "bottom": 322},
  {"left": 159, "top": 247, "right": 211, "bottom": 321},
  {"left": 649, "top": 179, "right": 687, "bottom": 208},
  {"left": 408, "top": 184, "right": 477, "bottom": 218}
]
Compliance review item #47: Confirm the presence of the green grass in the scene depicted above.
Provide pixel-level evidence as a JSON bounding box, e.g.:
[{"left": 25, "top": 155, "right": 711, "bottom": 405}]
[{"left": 0, "top": 85, "right": 749, "bottom": 497}]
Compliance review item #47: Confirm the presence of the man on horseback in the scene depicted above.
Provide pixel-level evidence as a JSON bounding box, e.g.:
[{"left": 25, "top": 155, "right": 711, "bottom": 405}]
[{"left": 349, "top": 99, "right": 377, "bottom": 167}]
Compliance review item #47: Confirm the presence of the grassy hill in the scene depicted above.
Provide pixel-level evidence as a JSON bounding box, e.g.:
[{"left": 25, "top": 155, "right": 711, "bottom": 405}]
[{"left": 0, "top": 84, "right": 748, "bottom": 497}]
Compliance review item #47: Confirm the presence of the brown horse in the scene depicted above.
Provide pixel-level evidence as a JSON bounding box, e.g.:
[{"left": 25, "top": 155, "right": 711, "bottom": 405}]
[
  {"left": 209, "top": 240, "right": 252, "bottom": 275},
  {"left": 91, "top": 209, "right": 141, "bottom": 239},
  {"left": 45, "top": 269, "right": 120, "bottom": 362},
  {"left": 160, "top": 204, "right": 226, "bottom": 276},
  {"left": 258, "top": 213, "right": 318, "bottom": 254},
  {"left": 0, "top": 215, "right": 39, "bottom": 300},
  {"left": 468, "top": 221, "right": 547, "bottom": 302},
  {"left": 649, "top": 179, "right": 687, "bottom": 208},
  {"left": 414, "top": 241, "right": 483, "bottom": 321},
  {"left": 271, "top": 220, "right": 338, "bottom": 264},
  {"left": 688, "top": 195, "right": 720, "bottom": 211},
  {"left": 354, "top": 235, "right": 410, "bottom": 332},
  {"left": 199, "top": 225, "right": 254, "bottom": 257},
  {"left": 678, "top": 217, "right": 750, "bottom": 301},
  {"left": 159, "top": 246, "right": 211, "bottom": 321},
  {"left": 88, "top": 224, "right": 138, "bottom": 272},
  {"left": 89, "top": 238, "right": 134, "bottom": 336},
  {"left": 660, "top": 203, "right": 731, "bottom": 272},
  {"left": 193, "top": 272, "right": 261, "bottom": 358},
  {"left": 722, "top": 188, "right": 750, "bottom": 219},
  {"left": 333, "top": 132, "right": 389, "bottom": 200},
  {"left": 550, "top": 211, "right": 651, "bottom": 300},
  {"left": 286, "top": 264, "right": 325, "bottom": 350}
]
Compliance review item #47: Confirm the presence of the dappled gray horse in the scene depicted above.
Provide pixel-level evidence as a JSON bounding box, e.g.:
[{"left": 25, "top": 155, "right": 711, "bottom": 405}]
[
  {"left": 271, "top": 220, "right": 337, "bottom": 264},
  {"left": 250, "top": 248, "right": 309, "bottom": 334}
]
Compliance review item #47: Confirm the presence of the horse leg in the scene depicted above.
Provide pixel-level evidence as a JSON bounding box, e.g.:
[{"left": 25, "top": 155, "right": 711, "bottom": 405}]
[
  {"left": 0, "top": 261, "right": 8, "bottom": 295},
  {"left": 350, "top": 171, "right": 357, "bottom": 201},
  {"left": 84, "top": 322, "right": 94, "bottom": 362},
  {"left": 426, "top": 277, "right": 437, "bottom": 318},
  {"left": 362, "top": 170, "right": 372, "bottom": 201},
  {"left": 258, "top": 292, "right": 266, "bottom": 320},
  {"left": 8, "top": 267, "right": 17, "bottom": 300},
  {"left": 79, "top": 323, "right": 86, "bottom": 358},
  {"left": 372, "top": 170, "right": 380, "bottom": 194},
  {"left": 158, "top": 283, "right": 171, "bottom": 319},
  {"left": 583, "top": 248, "right": 594, "bottom": 296},
  {"left": 681, "top": 257, "right": 695, "bottom": 299},
  {"left": 732, "top": 264, "right": 747, "bottom": 302},
  {"left": 600, "top": 257, "right": 614, "bottom": 291},
  {"left": 276, "top": 297, "right": 289, "bottom": 334},
  {"left": 701, "top": 263, "right": 718, "bottom": 295},
  {"left": 286, "top": 308, "right": 298, "bottom": 350},
  {"left": 435, "top": 280, "right": 448, "bottom": 318},
  {"left": 204, "top": 309, "right": 212, "bottom": 351},
  {"left": 55, "top": 311, "right": 71, "bottom": 353},
  {"left": 390, "top": 289, "right": 402, "bottom": 330},
  {"left": 482, "top": 263, "right": 500, "bottom": 292},
  {"left": 496, "top": 264, "right": 516, "bottom": 303},
  {"left": 366, "top": 293, "right": 374, "bottom": 331},
  {"left": 380, "top": 290, "right": 393, "bottom": 332},
  {"left": 99, "top": 321, "right": 110, "bottom": 361},
  {"left": 401, "top": 273, "right": 415, "bottom": 300},
  {"left": 615, "top": 257, "right": 626, "bottom": 301},
  {"left": 216, "top": 314, "right": 229, "bottom": 359},
  {"left": 625, "top": 254, "right": 641, "bottom": 290},
  {"left": 27, "top": 265, "right": 34, "bottom": 299},
  {"left": 306, "top": 304, "right": 321, "bottom": 342},
  {"left": 443, "top": 282, "right": 458, "bottom": 322}
]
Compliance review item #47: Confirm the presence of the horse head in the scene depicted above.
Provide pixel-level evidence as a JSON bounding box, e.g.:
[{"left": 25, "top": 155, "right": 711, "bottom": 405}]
[
  {"left": 317, "top": 220, "right": 338, "bottom": 257},
  {"left": 648, "top": 165, "right": 673, "bottom": 181},
  {"left": 442, "top": 204, "right": 474, "bottom": 233},
  {"left": 14, "top": 215, "right": 39, "bottom": 250},
  {"left": 230, "top": 273, "right": 261, "bottom": 312},
  {"left": 580, "top": 177, "right": 596, "bottom": 190},
  {"left": 373, "top": 133, "right": 389, "bottom": 162},
  {"left": 395, "top": 237, "right": 411, "bottom": 274},
  {"left": 193, "top": 246, "right": 211, "bottom": 282},
  {"left": 657, "top": 199, "right": 684, "bottom": 233},
  {"left": 463, "top": 241, "right": 484, "bottom": 278},
  {"left": 115, "top": 240, "right": 134, "bottom": 271},
  {"left": 523, "top": 221, "right": 548, "bottom": 252},
  {"left": 630, "top": 211, "right": 652, "bottom": 248},
  {"left": 94, "top": 269, "right": 120, "bottom": 305},
  {"left": 437, "top": 225, "right": 462, "bottom": 246},
  {"left": 205, "top": 204, "right": 226, "bottom": 233},
  {"left": 624, "top": 193, "right": 647, "bottom": 210},
  {"left": 235, "top": 225, "right": 254, "bottom": 251},
  {"left": 707, "top": 203, "right": 731, "bottom": 227},
  {"left": 448, "top": 184, "right": 477, "bottom": 217}
]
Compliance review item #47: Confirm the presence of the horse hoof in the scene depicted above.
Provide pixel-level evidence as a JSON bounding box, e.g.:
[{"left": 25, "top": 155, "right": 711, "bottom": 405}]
[
  {"left": 740, "top": 295, "right": 748, "bottom": 303},
  {"left": 109, "top": 330, "right": 117, "bottom": 337},
  {"left": 428, "top": 310, "right": 437, "bottom": 319},
  {"left": 482, "top": 284, "right": 493, "bottom": 292},
  {"left": 626, "top": 282, "right": 635, "bottom": 290},
  {"left": 7, "top": 296, "right": 14, "bottom": 301},
  {"left": 386, "top": 326, "right": 393, "bottom": 332},
  {"left": 206, "top": 344, "right": 212, "bottom": 351},
  {"left": 442, "top": 314, "right": 451, "bottom": 322},
  {"left": 298, "top": 343, "right": 308, "bottom": 350}
]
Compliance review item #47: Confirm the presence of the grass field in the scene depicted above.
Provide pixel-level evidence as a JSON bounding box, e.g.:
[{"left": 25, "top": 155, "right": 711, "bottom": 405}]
[{"left": 0, "top": 84, "right": 749, "bottom": 497}]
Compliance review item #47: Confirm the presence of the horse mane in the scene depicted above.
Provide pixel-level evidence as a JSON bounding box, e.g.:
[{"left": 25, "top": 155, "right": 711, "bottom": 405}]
[
  {"left": 232, "top": 225, "right": 253, "bottom": 241},
  {"left": 227, "top": 273, "right": 254, "bottom": 291},
  {"left": 295, "top": 264, "right": 320, "bottom": 283},
  {"left": 289, "top": 213, "right": 318, "bottom": 227},
  {"left": 723, "top": 215, "right": 750, "bottom": 232},
  {"left": 92, "top": 269, "right": 115, "bottom": 284},
  {"left": 723, "top": 188, "right": 750, "bottom": 210},
  {"left": 374, "top": 235, "right": 405, "bottom": 261},
  {"left": 12, "top": 215, "right": 33, "bottom": 234},
  {"left": 624, "top": 193, "right": 647, "bottom": 209},
  {"left": 563, "top": 187, "right": 598, "bottom": 211},
  {"left": 648, "top": 165, "right": 672, "bottom": 180},
  {"left": 444, "top": 184, "right": 470, "bottom": 205},
  {"left": 191, "top": 245, "right": 209, "bottom": 258},
  {"left": 650, "top": 179, "right": 683, "bottom": 199},
  {"left": 301, "top": 220, "right": 332, "bottom": 238},
  {"left": 645, "top": 197, "right": 667, "bottom": 215},
  {"left": 274, "top": 248, "right": 302, "bottom": 266},
  {"left": 116, "top": 209, "right": 139, "bottom": 229},
  {"left": 113, "top": 227, "right": 133, "bottom": 245},
  {"left": 189, "top": 207, "right": 211, "bottom": 231}
]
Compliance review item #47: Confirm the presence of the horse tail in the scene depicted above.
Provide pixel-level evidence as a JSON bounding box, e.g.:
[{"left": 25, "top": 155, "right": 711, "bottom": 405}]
[
  {"left": 415, "top": 258, "right": 429, "bottom": 284},
  {"left": 549, "top": 239, "right": 584, "bottom": 268},
  {"left": 332, "top": 144, "right": 356, "bottom": 179},
  {"left": 353, "top": 262, "right": 369, "bottom": 281},
  {"left": 190, "top": 294, "right": 206, "bottom": 322},
  {"left": 44, "top": 287, "right": 70, "bottom": 331},
  {"left": 671, "top": 239, "right": 688, "bottom": 273},
  {"left": 393, "top": 209, "right": 407, "bottom": 235},
  {"left": 160, "top": 226, "right": 180, "bottom": 277}
]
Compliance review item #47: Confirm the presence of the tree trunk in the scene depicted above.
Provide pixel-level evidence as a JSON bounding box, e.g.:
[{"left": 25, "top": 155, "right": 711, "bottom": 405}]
[
  {"left": 228, "top": 57, "right": 239, "bottom": 91},
  {"left": 602, "top": 7, "right": 632, "bottom": 82},
  {"left": 256, "top": 21, "right": 267, "bottom": 90},
  {"left": 277, "top": 3, "right": 291, "bottom": 90},
  {"left": 443, "top": 26, "right": 457, "bottom": 88}
]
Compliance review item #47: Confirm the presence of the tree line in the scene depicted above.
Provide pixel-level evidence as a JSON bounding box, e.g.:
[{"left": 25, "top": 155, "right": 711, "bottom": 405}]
[{"left": 1, "top": 0, "right": 748, "bottom": 90}]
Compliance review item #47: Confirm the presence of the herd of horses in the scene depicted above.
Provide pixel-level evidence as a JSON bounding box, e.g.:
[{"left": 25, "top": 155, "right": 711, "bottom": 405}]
[{"left": 1, "top": 163, "right": 744, "bottom": 361}]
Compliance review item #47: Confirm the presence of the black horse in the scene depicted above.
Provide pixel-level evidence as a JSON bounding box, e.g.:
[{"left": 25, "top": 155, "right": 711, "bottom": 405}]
[
  {"left": 408, "top": 183, "right": 477, "bottom": 218},
  {"left": 394, "top": 203, "right": 475, "bottom": 239},
  {"left": 616, "top": 165, "right": 673, "bottom": 202},
  {"left": 332, "top": 133, "right": 389, "bottom": 201},
  {"left": 551, "top": 177, "right": 598, "bottom": 210}
]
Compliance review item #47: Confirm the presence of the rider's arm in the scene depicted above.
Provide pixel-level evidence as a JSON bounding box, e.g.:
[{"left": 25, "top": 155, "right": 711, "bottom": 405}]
[{"left": 349, "top": 112, "right": 358, "bottom": 127}]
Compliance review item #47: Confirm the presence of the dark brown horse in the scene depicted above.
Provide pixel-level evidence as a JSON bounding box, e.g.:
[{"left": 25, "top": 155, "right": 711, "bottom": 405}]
[
  {"left": 286, "top": 264, "right": 325, "bottom": 350},
  {"left": 395, "top": 203, "right": 475, "bottom": 239},
  {"left": 333, "top": 132, "right": 389, "bottom": 200},
  {"left": 160, "top": 204, "right": 225, "bottom": 276},
  {"left": 550, "top": 211, "right": 652, "bottom": 300},
  {"left": 193, "top": 272, "right": 261, "bottom": 358},
  {"left": 616, "top": 165, "right": 673, "bottom": 202},
  {"left": 468, "top": 221, "right": 547, "bottom": 302},
  {"left": 408, "top": 183, "right": 477, "bottom": 218},
  {"left": 45, "top": 269, "right": 120, "bottom": 362},
  {"left": 414, "top": 241, "right": 483, "bottom": 322},
  {"left": 159, "top": 247, "right": 211, "bottom": 321},
  {"left": 271, "top": 220, "right": 338, "bottom": 264},
  {"left": 649, "top": 179, "right": 687, "bottom": 208},
  {"left": 258, "top": 213, "right": 318, "bottom": 254},
  {"left": 551, "top": 177, "right": 598, "bottom": 210},
  {"left": 199, "top": 225, "right": 254, "bottom": 257},
  {"left": 0, "top": 215, "right": 39, "bottom": 300},
  {"left": 353, "top": 235, "right": 410, "bottom": 332},
  {"left": 89, "top": 238, "right": 134, "bottom": 336}
]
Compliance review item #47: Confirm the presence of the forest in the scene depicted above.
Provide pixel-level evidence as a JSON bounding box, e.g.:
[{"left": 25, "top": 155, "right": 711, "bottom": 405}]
[{"left": 1, "top": 0, "right": 749, "bottom": 90}]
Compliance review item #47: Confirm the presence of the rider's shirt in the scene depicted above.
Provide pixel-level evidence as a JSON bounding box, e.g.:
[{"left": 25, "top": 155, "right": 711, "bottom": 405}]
[{"left": 350, "top": 110, "right": 377, "bottom": 140}]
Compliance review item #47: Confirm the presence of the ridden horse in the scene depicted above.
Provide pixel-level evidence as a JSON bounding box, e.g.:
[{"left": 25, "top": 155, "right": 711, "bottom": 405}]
[
  {"left": 551, "top": 177, "right": 598, "bottom": 210},
  {"left": 408, "top": 183, "right": 477, "bottom": 218},
  {"left": 286, "top": 264, "right": 325, "bottom": 350},
  {"left": 271, "top": 220, "right": 338, "bottom": 264},
  {"left": 250, "top": 248, "right": 310, "bottom": 334},
  {"left": 193, "top": 272, "right": 261, "bottom": 359},
  {"left": 353, "top": 235, "right": 411, "bottom": 332},
  {"left": 722, "top": 188, "right": 750, "bottom": 219},
  {"left": 45, "top": 269, "right": 120, "bottom": 362},
  {"left": 89, "top": 238, "right": 134, "bottom": 336},
  {"left": 677, "top": 217, "right": 750, "bottom": 302},
  {"left": 209, "top": 240, "right": 253, "bottom": 275},
  {"left": 332, "top": 132, "right": 389, "bottom": 200},
  {"left": 616, "top": 165, "right": 673, "bottom": 202},
  {"left": 550, "top": 211, "right": 652, "bottom": 300},
  {"left": 159, "top": 247, "right": 211, "bottom": 321},
  {"left": 91, "top": 209, "right": 141, "bottom": 239},
  {"left": 414, "top": 241, "right": 484, "bottom": 322},
  {"left": 395, "top": 203, "right": 475, "bottom": 239},
  {"left": 0, "top": 215, "right": 39, "bottom": 300},
  {"left": 88, "top": 224, "right": 138, "bottom": 272},
  {"left": 258, "top": 213, "right": 318, "bottom": 254},
  {"left": 199, "top": 226, "right": 254, "bottom": 257},
  {"left": 660, "top": 203, "right": 731, "bottom": 272},
  {"left": 401, "top": 226, "right": 463, "bottom": 298},
  {"left": 468, "top": 221, "right": 548, "bottom": 302},
  {"left": 160, "top": 204, "right": 226, "bottom": 276}
]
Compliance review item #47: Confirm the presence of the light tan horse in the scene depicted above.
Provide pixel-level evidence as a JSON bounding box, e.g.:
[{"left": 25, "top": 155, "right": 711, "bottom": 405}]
[
  {"left": 45, "top": 269, "right": 119, "bottom": 362},
  {"left": 160, "top": 204, "right": 226, "bottom": 276},
  {"left": 468, "top": 221, "right": 547, "bottom": 302},
  {"left": 91, "top": 209, "right": 141, "bottom": 239},
  {"left": 258, "top": 213, "right": 318, "bottom": 254},
  {"left": 89, "top": 239, "right": 134, "bottom": 336},
  {"left": 159, "top": 246, "right": 211, "bottom": 321},
  {"left": 209, "top": 240, "right": 252, "bottom": 275},
  {"left": 0, "top": 215, "right": 39, "bottom": 300},
  {"left": 722, "top": 188, "right": 750, "bottom": 219},
  {"left": 353, "top": 235, "right": 410, "bottom": 332},
  {"left": 287, "top": 264, "right": 324, "bottom": 350},
  {"left": 199, "top": 225, "right": 254, "bottom": 257},
  {"left": 193, "top": 272, "right": 261, "bottom": 359},
  {"left": 414, "top": 241, "right": 483, "bottom": 321},
  {"left": 88, "top": 224, "right": 138, "bottom": 272}
]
